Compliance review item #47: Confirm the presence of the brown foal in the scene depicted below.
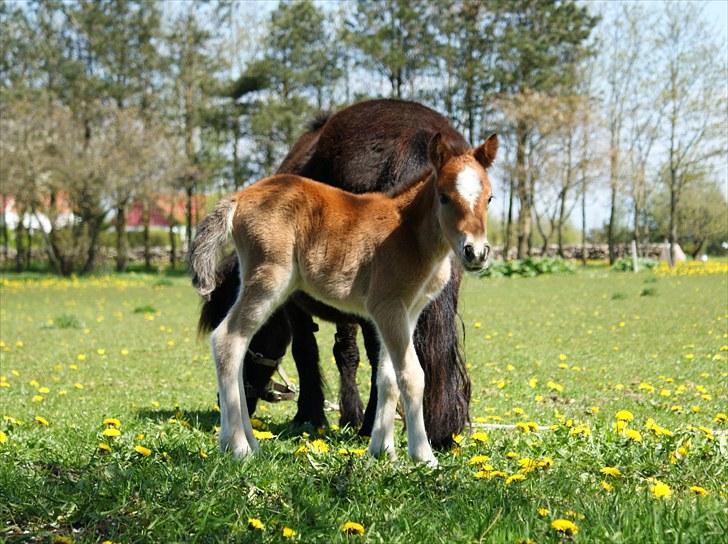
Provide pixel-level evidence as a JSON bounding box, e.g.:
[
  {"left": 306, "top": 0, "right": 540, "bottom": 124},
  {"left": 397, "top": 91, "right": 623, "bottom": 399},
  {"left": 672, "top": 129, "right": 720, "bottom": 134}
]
[{"left": 190, "top": 133, "right": 497, "bottom": 465}]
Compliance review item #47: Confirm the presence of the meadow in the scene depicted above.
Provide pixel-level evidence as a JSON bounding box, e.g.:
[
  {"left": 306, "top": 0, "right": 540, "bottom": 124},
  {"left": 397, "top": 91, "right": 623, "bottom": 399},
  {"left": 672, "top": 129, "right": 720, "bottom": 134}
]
[{"left": 1, "top": 263, "right": 726, "bottom": 543}]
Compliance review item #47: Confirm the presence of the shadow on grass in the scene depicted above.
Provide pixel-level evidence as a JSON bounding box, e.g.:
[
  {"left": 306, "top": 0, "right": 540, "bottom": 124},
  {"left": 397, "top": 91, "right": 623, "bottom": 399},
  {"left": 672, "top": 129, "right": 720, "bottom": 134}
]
[{"left": 135, "top": 407, "right": 362, "bottom": 442}]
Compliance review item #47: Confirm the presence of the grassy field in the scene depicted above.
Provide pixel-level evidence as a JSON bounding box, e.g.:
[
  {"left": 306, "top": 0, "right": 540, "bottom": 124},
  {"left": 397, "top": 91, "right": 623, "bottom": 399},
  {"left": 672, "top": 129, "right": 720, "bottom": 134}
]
[{"left": 1, "top": 265, "right": 726, "bottom": 543}]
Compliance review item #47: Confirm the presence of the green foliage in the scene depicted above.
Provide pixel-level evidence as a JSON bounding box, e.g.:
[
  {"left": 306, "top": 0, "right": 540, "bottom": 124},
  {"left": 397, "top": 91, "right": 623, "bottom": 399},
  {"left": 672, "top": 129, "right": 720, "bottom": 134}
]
[
  {"left": 480, "top": 257, "right": 576, "bottom": 278},
  {"left": 640, "top": 287, "right": 657, "bottom": 297},
  {"left": 133, "top": 304, "right": 157, "bottom": 314},
  {"left": 611, "top": 258, "right": 657, "bottom": 272}
]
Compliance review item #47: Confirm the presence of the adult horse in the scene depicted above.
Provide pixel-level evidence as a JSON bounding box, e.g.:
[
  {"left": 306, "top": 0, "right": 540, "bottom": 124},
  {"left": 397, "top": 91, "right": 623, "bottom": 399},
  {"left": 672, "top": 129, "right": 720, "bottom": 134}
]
[{"left": 197, "top": 99, "right": 471, "bottom": 448}]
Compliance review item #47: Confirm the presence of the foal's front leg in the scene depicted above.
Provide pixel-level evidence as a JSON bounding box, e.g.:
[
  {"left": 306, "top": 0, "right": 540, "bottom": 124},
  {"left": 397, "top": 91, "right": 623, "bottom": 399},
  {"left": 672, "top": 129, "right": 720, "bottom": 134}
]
[{"left": 369, "top": 308, "right": 435, "bottom": 466}]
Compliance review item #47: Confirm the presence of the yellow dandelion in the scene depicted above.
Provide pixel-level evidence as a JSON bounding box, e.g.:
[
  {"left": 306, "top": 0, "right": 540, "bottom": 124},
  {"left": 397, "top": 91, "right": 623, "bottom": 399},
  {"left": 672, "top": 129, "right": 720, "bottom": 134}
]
[
  {"left": 600, "top": 480, "right": 614, "bottom": 492},
  {"left": 505, "top": 473, "right": 526, "bottom": 485},
  {"left": 120, "top": 348, "right": 129, "bottom": 356},
  {"left": 199, "top": 450, "right": 208, "bottom": 459},
  {"left": 551, "top": 519, "right": 578, "bottom": 536},
  {"left": 102, "top": 428, "right": 121, "bottom": 438},
  {"left": 34, "top": 416, "right": 49, "bottom": 426},
  {"left": 506, "top": 451, "right": 519, "bottom": 459},
  {"left": 97, "top": 442, "right": 111, "bottom": 453},
  {"left": 74, "top": 383, "right": 84, "bottom": 390},
  {"left": 615, "top": 410, "right": 634, "bottom": 422},
  {"left": 600, "top": 466, "right": 621, "bottom": 477},
  {"left": 282, "top": 527, "right": 297, "bottom": 538},
  {"left": 103, "top": 418, "right": 121, "bottom": 428},
  {"left": 341, "top": 521, "right": 365, "bottom": 536},
  {"left": 537, "top": 457, "right": 554, "bottom": 469},
  {"left": 38, "top": 386, "right": 50, "bottom": 394},
  {"left": 452, "top": 433, "right": 464, "bottom": 445},
  {"left": 468, "top": 454, "right": 490, "bottom": 465},
  {"left": 134, "top": 445, "right": 152, "bottom": 457},
  {"left": 294, "top": 445, "right": 310, "bottom": 457},
  {"left": 310, "top": 439, "right": 329, "bottom": 454},
  {"left": 559, "top": 353, "right": 567, "bottom": 361},
  {"left": 248, "top": 517, "right": 265, "bottom": 531},
  {"left": 471, "top": 431, "right": 489, "bottom": 444},
  {"left": 689, "top": 486, "right": 708, "bottom": 496},
  {"left": 252, "top": 430, "right": 274, "bottom": 440},
  {"left": 250, "top": 418, "right": 266, "bottom": 430},
  {"left": 0, "top": 430, "right": 7, "bottom": 444},
  {"left": 651, "top": 481, "right": 672, "bottom": 499},
  {"left": 96, "top": 348, "right": 106, "bottom": 356},
  {"left": 570, "top": 424, "right": 591, "bottom": 438},
  {"left": 625, "top": 429, "right": 642, "bottom": 442},
  {"left": 31, "top": 395, "right": 44, "bottom": 403},
  {"left": 537, "top": 507, "right": 550, "bottom": 517},
  {"left": 77, "top": 354, "right": 86, "bottom": 361},
  {"left": 714, "top": 413, "right": 727, "bottom": 424}
]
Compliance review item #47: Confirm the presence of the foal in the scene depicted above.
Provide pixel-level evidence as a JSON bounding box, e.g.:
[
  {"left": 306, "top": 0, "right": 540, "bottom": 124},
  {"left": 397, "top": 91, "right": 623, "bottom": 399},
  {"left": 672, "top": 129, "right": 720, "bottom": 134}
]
[{"left": 190, "top": 133, "right": 497, "bottom": 465}]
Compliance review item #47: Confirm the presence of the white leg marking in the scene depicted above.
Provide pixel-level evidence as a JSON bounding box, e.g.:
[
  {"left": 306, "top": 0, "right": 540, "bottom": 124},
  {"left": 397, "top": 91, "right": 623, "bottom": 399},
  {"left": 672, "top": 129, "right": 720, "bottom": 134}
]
[{"left": 368, "top": 346, "right": 399, "bottom": 460}]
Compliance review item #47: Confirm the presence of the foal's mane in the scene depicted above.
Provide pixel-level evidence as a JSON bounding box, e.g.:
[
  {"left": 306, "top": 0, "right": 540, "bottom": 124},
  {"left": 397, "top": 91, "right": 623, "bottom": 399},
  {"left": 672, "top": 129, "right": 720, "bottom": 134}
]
[{"left": 384, "top": 132, "right": 470, "bottom": 199}]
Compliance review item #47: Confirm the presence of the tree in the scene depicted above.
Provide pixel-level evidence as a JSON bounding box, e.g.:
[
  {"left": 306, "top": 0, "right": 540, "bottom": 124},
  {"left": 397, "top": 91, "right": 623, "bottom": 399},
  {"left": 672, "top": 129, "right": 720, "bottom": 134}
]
[
  {"left": 346, "top": 0, "right": 436, "bottom": 99},
  {"left": 656, "top": 2, "right": 726, "bottom": 265},
  {"left": 493, "top": 0, "right": 598, "bottom": 258},
  {"left": 166, "top": 6, "right": 225, "bottom": 257}
]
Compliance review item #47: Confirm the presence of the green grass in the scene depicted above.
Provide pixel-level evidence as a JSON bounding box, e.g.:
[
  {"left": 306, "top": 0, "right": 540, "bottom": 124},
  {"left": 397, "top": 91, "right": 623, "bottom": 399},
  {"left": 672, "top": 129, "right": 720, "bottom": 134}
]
[{"left": 1, "top": 269, "right": 726, "bottom": 543}]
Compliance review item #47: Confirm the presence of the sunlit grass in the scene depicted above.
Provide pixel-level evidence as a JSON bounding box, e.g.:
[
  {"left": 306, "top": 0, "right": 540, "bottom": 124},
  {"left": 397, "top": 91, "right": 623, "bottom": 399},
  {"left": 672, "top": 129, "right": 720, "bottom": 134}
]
[{"left": 0, "top": 268, "right": 726, "bottom": 542}]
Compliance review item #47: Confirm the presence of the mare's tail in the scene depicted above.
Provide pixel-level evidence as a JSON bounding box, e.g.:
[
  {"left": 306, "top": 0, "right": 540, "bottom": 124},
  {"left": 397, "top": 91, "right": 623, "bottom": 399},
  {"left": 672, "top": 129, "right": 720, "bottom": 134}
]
[{"left": 189, "top": 198, "right": 236, "bottom": 300}]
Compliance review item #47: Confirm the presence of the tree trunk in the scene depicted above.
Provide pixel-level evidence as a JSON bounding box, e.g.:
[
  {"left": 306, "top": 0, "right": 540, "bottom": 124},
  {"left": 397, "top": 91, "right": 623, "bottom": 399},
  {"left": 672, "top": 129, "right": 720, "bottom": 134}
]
[
  {"left": 668, "top": 169, "right": 678, "bottom": 267},
  {"left": 81, "top": 215, "right": 104, "bottom": 274},
  {"left": 557, "top": 189, "right": 567, "bottom": 258},
  {"left": 504, "top": 175, "right": 514, "bottom": 260},
  {"left": 115, "top": 203, "right": 128, "bottom": 272},
  {"left": 691, "top": 240, "right": 704, "bottom": 260},
  {"left": 143, "top": 198, "right": 152, "bottom": 270},
  {"left": 1, "top": 194, "right": 8, "bottom": 264},
  {"left": 185, "top": 186, "right": 193, "bottom": 257},
  {"left": 581, "top": 177, "right": 586, "bottom": 266},
  {"left": 515, "top": 122, "right": 530, "bottom": 259},
  {"left": 169, "top": 222, "right": 177, "bottom": 269},
  {"left": 15, "top": 220, "right": 25, "bottom": 272}
]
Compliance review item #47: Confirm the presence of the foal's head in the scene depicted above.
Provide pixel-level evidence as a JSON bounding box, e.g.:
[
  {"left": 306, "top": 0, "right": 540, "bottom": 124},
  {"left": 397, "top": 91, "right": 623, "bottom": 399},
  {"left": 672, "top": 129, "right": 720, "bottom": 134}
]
[{"left": 429, "top": 133, "right": 498, "bottom": 272}]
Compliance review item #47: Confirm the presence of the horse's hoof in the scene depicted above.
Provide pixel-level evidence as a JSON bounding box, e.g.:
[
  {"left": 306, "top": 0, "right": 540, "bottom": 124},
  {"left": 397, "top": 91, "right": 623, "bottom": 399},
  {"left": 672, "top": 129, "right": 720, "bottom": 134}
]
[
  {"left": 367, "top": 433, "right": 397, "bottom": 461},
  {"left": 220, "top": 430, "right": 253, "bottom": 458}
]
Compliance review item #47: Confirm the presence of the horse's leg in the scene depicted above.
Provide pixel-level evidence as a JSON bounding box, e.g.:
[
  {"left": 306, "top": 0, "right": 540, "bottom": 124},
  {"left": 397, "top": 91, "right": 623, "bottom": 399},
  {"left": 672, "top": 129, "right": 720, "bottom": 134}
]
[
  {"left": 413, "top": 265, "right": 470, "bottom": 448},
  {"left": 287, "top": 303, "right": 327, "bottom": 428},
  {"left": 242, "top": 308, "right": 292, "bottom": 414},
  {"left": 369, "top": 306, "right": 435, "bottom": 466},
  {"left": 359, "top": 320, "right": 380, "bottom": 437},
  {"left": 366, "top": 342, "right": 399, "bottom": 461},
  {"left": 334, "top": 323, "right": 364, "bottom": 428},
  {"left": 212, "top": 264, "right": 292, "bottom": 458}
]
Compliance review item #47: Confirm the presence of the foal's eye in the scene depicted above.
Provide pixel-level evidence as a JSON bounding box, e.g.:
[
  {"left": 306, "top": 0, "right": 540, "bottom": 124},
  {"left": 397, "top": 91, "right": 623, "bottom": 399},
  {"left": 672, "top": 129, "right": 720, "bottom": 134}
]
[
  {"left": 439, "top": 193, "right": 450, "bottom": 205},
  {"left": 488, "top": 195, "right": 494, "bottom": 204}
]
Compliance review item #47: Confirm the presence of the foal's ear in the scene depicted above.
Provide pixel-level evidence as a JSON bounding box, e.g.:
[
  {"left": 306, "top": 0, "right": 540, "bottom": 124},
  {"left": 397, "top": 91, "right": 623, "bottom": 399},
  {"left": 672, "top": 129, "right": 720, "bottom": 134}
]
[
  {"left": 474, "top": 133, "right": 498, "bottom": 169},
  {"left": 428, "top": 132, "right": 454, "bottom": 171}
]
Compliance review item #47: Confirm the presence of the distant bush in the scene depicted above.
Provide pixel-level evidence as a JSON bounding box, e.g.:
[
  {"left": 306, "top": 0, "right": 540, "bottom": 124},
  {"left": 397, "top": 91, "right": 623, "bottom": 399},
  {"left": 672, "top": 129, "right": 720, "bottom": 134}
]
[
  {"left": 480, "top": 257, "right": 576, "bottom": 278},
  {"left": 611, "top": 258, "right": 658, "bottom": 272}
]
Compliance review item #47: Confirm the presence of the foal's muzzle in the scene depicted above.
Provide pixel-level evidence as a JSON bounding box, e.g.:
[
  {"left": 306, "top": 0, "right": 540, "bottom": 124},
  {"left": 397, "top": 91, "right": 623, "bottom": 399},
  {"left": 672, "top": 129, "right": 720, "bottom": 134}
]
[{"left": 463, "top": 242, "right": 490, "bottom": 271}]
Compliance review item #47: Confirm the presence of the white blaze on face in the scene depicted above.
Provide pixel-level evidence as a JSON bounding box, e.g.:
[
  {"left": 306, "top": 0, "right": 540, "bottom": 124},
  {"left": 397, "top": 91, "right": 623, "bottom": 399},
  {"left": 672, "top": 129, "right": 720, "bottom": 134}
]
[{"left": 455, "top": 166, "right": 482, "bottom": 212}]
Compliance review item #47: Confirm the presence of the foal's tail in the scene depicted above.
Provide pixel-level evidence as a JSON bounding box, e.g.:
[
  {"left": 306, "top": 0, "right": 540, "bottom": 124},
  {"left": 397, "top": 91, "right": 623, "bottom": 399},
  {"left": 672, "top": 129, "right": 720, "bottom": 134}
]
[{"left": 189, "top": 198, "right": 236, "bottom": 300}]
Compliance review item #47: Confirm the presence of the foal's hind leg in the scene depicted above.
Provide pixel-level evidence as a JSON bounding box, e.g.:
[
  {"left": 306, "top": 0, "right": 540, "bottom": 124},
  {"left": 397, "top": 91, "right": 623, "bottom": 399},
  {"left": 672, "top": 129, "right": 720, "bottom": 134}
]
[{"left": 212, "top": 265, "right": 293, "bottom": 458}]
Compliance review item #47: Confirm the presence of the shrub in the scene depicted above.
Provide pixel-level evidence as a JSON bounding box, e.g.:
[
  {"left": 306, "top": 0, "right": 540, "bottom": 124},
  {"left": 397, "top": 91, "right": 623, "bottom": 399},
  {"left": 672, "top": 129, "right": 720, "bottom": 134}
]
[
  {"left": 480, "top": 257, "right": 576, "bottom": 278},
  {"left": 612, "top": 258, "right": 657, "bottom": 272}
]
